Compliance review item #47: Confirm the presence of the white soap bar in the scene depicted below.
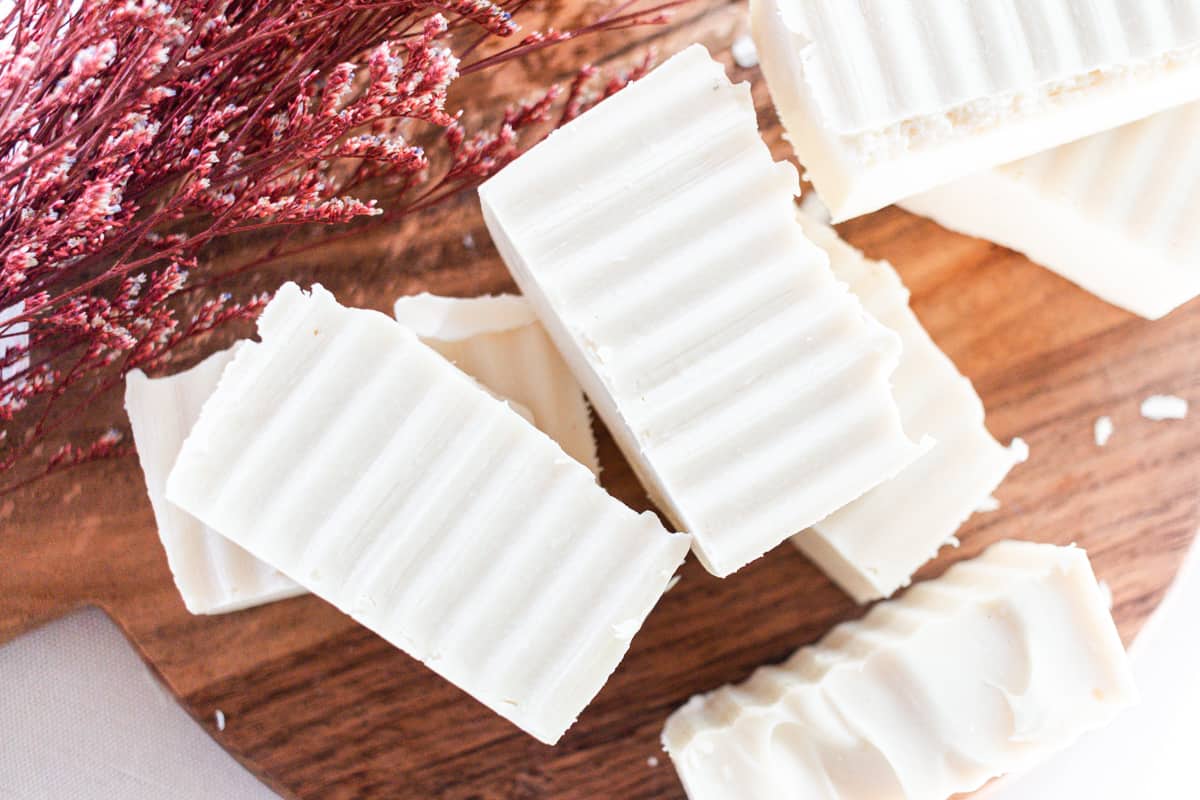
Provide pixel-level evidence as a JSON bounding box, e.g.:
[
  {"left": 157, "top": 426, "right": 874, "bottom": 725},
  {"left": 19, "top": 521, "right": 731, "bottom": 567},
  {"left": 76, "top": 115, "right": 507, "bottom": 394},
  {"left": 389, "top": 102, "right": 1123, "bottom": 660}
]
[
  {"left": 164, "top": 283, "right": 690, "bottom": 744},
  {"left": 125, "top": 347, "right": 304, "bottom": 614},
  {"left": 751, "top": 0, "right": 1200, "bottom": 221},
  {"left": 127, "top": 294, "right": 601, "bottom": 615},
  {"left": 792, "top": 215, "right": 1018, "bottom": 602},
  {"left": 479, "top": 44, "right": 925, "bottom": 578},
  {"left": 902, "top": 101, "right": 1200, "bottom": 319},
  {"left": 663, "top": 541, "right": 1136, "bottom": 800},
  {"left": 393, "top": 292, "right": 598, "bottom": 474}
]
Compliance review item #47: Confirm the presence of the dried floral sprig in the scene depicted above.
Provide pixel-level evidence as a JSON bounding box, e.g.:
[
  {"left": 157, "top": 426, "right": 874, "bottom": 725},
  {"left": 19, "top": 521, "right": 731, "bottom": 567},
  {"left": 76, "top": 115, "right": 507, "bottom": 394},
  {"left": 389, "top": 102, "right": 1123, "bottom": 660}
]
[{"left": 0, "top": 0, "right": 688, "bottom": 495}]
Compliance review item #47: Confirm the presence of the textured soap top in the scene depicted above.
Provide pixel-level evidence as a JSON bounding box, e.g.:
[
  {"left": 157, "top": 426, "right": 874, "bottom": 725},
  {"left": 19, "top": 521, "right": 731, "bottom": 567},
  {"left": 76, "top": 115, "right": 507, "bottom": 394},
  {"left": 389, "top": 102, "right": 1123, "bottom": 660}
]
[
  {"left": 166, "top": 283, "right": 690, "bottom": 744},
  {"left": 902, "top": 100, "right": 1200, "bottom": 319},
  {"left": 125, "top": 346, "right": 304, "bottom": 614},
  {"left": 480, "top": 44, "right": 923, "bottom": 577},
  {"left": 662, "top": 541, "right": 1136, "bottom": 800},
  {"left": 779, "top": 0, "right": 1200, "bottom": 135},
  {"left": 795, "top": 215, "right": 1017, "bottom": 601}
]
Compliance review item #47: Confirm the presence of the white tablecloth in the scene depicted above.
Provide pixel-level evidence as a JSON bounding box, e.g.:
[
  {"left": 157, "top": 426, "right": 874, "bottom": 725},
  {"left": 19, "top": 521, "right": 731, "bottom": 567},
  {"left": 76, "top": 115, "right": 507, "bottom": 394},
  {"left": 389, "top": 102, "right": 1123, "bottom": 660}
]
[{"left": 0, "top": 607, "right": 278, "bottom": 799}]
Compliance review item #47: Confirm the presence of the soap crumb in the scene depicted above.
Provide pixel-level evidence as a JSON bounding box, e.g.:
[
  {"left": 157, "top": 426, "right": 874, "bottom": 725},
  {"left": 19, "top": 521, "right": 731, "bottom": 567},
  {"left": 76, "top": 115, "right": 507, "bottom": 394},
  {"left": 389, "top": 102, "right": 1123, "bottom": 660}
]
[
  {"left": 1098, "top": 580, "right": 1113, "bottom": 610},
  {"left": 798, "top": 193, "right": 832, "bottom": 226},
  {"left": 664, "top": 574, "right": 681, "bottom": 593},
  {"left": 1140, "top": 394, "right": 1188, "bottom": 421},
  {"left": 612, "top": 619, "right": 639, "bottom": 639},
  {"left": 1009, "top": 437, "right": 1029, "bottom": 463},
  {"left": 647, "top": 756, "right": 660, "bottom": 768},
  {"left": 976, "top": 495, "right": 1001, "bottom": 513},
  {"left": 731, "top": 34, "right": 758, "bottom": 68},
  {"left": 1094, "top": 416, "right": 1113, "bottom": 446},
  {"left": 214, "top": 709, "right": 226, "bottom": 731},
  {"left": 944, "top": 535, "right": 961, "bottom": 548},
  {"left": 462, "top": 232, "right": 476, "bottom": 249}
]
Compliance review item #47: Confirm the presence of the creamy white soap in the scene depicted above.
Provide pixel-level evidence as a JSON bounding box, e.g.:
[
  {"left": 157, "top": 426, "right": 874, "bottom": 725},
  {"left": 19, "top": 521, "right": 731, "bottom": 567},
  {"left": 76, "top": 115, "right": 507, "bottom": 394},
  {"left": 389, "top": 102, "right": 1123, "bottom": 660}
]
[
  {"left": 793, "top": 215, "right": 1017, "bottom": 602},
  {"left": 902, "top": 101, "right": 1200, "bottom": 319},
  {"left": 165, "top": 283, "right": 690, "bottom": 745},
  {"left": 662, "top": 541, "right": 1137, "bottom": 800},
  {"left": 393, "top": 293, "right": 598, "bottom": 474},
  {"left": 125, "top": 346, "right": 304, "bottom": 615},
  {"left": 752, "top": 0, "right": 1200, "bottom": 221},
  {"left": 479, "top": 44, "right": 925, "bottom": 578},
  {"left": 128, "top": 295, "right": 600, "bottom": 615}
]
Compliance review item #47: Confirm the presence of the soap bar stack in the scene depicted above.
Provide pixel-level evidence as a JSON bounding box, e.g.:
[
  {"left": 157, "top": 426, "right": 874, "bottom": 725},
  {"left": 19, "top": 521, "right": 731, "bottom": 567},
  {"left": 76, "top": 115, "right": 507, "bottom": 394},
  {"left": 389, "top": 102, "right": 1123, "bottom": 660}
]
[
  {"left": 902, "top": 100, "right": 1200, "bottom": 319},
  {"left": 663, "top": 541, "right": 1137, "bottom": 800},
  {"left": 752, "top": 0, "right": 1200, "bottom": 220},
  {"left": 144, "top": 284, "right": 689, "bottom": 744},
  {"left": 481, "top": 44, "right": 926, "bottom": 578},
  {"left": 794, "top": 214, "right": 1019, "bottom": 601}
]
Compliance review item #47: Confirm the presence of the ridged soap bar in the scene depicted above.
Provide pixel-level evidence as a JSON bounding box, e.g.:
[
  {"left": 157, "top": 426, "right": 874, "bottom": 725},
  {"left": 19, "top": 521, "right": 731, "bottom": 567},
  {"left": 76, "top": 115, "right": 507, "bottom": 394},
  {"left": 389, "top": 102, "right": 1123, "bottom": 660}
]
[
  {"left": 393, "top": 292, "right": 598, "bottom": 473},
  {"left": 752, "top": 0, "right": 1200, "bottom": 220},
  {"left": 127, "top": 294, "right": 601, "bottom": 616},
  {"left": 165, "top": 283, "right": 690, "bottom": 744},
  {"left": 125, "top": 346, "right": 303, "bottom": 615},
  {"left": 480, "top": 44, "right": 925, "bottom": 578},
  {"left": 793, "top": 215, "right": 1018, "bottom": 602},
  {"left": 902, "top": 101, "right": 1200, "bottom": 320},
  {"left": 662, "top": 541, "right": 1136, "bottom": 800}
]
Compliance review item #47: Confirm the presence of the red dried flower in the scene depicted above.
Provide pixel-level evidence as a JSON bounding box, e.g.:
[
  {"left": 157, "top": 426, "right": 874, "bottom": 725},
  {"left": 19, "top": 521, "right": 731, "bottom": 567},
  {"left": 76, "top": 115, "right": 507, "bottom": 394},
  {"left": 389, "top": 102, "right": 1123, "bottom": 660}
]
[{"left": 0, "top": 0, "right": 687, "bottom": 494}]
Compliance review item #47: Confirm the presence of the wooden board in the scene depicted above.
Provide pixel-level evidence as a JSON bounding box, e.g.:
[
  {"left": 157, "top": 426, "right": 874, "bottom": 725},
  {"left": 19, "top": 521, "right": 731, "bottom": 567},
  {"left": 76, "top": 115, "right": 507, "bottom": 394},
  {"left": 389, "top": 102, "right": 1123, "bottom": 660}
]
[{"left": 2, "top": 2, "right": 1198, "bottom": 797}]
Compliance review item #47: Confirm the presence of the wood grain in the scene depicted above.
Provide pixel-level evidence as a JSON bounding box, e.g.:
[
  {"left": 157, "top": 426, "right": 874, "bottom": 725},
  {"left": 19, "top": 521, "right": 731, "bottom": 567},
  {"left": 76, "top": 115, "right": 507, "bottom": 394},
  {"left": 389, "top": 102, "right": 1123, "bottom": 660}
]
[{"left": 2, "top": 2, "right": 1198, "bottom": 798}]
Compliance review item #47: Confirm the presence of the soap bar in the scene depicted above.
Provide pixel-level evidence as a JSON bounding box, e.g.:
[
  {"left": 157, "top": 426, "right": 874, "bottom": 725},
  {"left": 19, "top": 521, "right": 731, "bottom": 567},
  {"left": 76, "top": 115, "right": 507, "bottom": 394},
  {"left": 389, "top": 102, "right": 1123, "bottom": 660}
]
[
  {"left": 127, "top": 294, "right": 602, "bottom": 615},
  {"left": 751, "top": 0, "right": 1200, "bottom": 221},
  {"left": 662, "top": 541, "right": 1136, "bottom": 800},
  {"left": 793, "top": 215, "right": 1018, "bottom": 602},
  {"left": 479, "top": 44, "right": 925, "bottom": 578},
  {"left": 901, "top": 101, "right": 1200, "bottom": 320},
  {"left": 125, "top": 346, "right": 304, "bottom": 614},
  {"left": 165, "top": 283, "right": 690, "bottom": 744},
  {"left": 393, "top": 292, "right": 598, "bottom": 474}
]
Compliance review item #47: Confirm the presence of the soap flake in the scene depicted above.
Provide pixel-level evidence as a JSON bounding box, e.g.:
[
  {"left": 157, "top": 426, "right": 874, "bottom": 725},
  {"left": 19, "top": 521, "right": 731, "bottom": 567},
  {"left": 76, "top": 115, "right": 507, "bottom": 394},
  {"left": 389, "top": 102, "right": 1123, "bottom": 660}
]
[{"left": 1141, "top": 394, "right": 1188, "bottom": 421}]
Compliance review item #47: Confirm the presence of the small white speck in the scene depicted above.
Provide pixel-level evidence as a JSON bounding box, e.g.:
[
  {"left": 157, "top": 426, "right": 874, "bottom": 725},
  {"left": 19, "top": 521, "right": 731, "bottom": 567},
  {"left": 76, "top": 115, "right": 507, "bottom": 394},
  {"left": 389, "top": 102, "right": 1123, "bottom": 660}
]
[
  {"left": 1093, "top": 416, "right": 1113, "bottom": 446},
  {"left": 612, "top": 619, "right": 639, "bottom": 639},
  {"left": 976, "top": 495, "right": 1001, "bottom": 513},
  {"left": 462, "top": 232, "right": 476, "bottom": 249},
  {"left": 214, "top": 709, "right": 226, "bottom": 731},
  {"left": 1141, "top": 394, "right": 1188, "bottom": 421},
  {"left": 664, "top": 574, "right": 681, "bottom": 593},
  {"left": 731, "top": 34, "right": 759, "bottom": 68},
  {"left": 1098, "top": 580, "right": 1113, "bottom": 610},
  {"left": 1009, "top": 437, "right": 1029, "bottom": 463},
  {"left": 647, "top": 756, "right": 660, "bottom": 768}
]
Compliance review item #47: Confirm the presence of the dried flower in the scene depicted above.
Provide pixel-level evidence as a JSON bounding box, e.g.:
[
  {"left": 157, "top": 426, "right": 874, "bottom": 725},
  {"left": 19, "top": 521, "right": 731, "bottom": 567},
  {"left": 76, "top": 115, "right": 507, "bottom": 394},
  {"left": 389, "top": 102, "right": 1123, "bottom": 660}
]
[{"left": 0, "top": 0, "right": 687, "bottom": 494}]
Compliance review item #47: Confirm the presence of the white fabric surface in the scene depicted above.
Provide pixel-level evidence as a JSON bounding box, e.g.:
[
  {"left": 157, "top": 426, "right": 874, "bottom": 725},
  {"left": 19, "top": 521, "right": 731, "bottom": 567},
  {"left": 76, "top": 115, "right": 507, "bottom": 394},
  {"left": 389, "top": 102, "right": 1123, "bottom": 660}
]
[{"left": 0, "top": 607, "right": 279, "bottom": 800}]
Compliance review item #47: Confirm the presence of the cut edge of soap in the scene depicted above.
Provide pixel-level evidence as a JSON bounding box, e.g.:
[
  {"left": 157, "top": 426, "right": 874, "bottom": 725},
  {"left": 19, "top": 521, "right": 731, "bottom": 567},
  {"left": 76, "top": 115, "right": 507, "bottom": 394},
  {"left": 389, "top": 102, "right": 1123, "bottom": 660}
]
[{"left": 392, "top": 292, "right": 537, "bottom": 340}]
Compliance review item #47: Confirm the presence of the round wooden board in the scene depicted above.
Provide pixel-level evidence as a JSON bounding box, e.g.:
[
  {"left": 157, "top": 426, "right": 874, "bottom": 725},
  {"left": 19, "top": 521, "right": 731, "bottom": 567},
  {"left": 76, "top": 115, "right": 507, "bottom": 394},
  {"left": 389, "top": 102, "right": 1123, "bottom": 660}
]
[{"left": 2, "top": 2, "right": 1198, "bottom": 798}]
